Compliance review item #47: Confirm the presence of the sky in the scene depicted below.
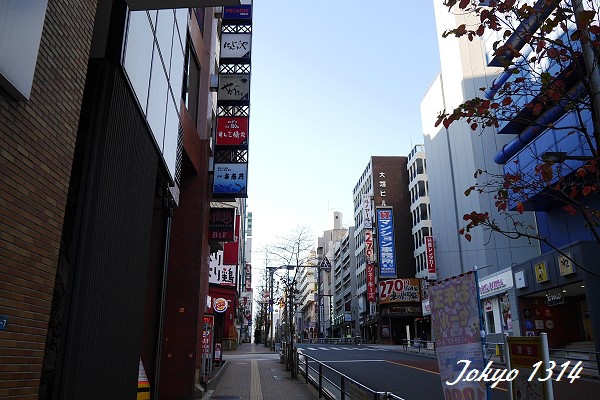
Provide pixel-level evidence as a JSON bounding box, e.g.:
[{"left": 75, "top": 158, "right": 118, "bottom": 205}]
[{"left": 247, "top": 1, "right": 442, "bottom": 285}]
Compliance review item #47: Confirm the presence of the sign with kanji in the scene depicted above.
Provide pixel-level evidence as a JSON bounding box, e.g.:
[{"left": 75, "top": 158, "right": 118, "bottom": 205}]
[
  {"left": 213, "top": 163, "right": 247, "bottom": 196},
  {"left": 208, "top": 207, "right": 236, "bottom": 241},
  {"left": 534, "top": 262, "right": 548, "bottom": 283},
  {"left": 430, "top": 272, "right": 487, "bottom": 400},
  {"left": 425, "top": 236, "right": 437, "bottom": 280},
  {"left": 209, "top": 251, "right": 237, "bottom": 286},
  {"left": 366, "top": 263, "right": 377, "bottom": 301},
  {"left": 365, "top": 229, "right": 374, "bottom": 262},
  {"left": 508, "top": 336, "right": 547, "bottom": 400},
  {"left": 376, "top": 207, "right": 396, "bottom": 278},
  {"left": 216, "top": 117, "right": 249, "bottom": 146},
  {"left": 378, "top": 278, "right": 420, "bottom": 304}
]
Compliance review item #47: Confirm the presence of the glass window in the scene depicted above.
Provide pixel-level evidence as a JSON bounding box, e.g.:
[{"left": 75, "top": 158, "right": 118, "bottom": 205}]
[
  {"left": 146, "top": 43, "right": 169, "bottom": 149},
  {"left": 123, "top": 11, "right": 155, "bottom": 110}
]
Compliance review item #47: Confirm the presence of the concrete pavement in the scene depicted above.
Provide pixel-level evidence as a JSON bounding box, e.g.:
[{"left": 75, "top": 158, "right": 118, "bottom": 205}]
[{"left": 203, "top": 343, "right": 320, "bottom": 400}]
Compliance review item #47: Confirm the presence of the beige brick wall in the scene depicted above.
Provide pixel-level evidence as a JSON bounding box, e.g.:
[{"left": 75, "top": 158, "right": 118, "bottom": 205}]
[{"left": 0, "top": 1, "right": 97, "bottom": 397}]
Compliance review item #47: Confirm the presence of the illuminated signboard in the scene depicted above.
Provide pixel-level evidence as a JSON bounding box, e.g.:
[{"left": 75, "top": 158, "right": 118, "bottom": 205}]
[
  {"left": 218, "top": 74, "right": 250, "bottom": 101},
  {"left": 221, "top": 33, "right": 252, "bottom": 59},
  {"left": 216, "top": 117, "right": 249, "bottom": 146},
  {"left": 376, "top": 207, "right": 396, "bottom": 278},
  {"left": 213, "top": 163, "right": 247, "bottom": 197}
]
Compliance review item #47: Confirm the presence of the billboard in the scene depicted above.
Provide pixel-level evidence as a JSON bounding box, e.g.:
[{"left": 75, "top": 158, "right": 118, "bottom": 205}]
[
  {"left": 208, "top": 253, "right": 237, "bottom": 287},
  {"left": 216, "top": 117, "right": 249, "bottom": 146},
  {"left": 378, "top": 278, "right": 420, "bottom": 304},
  {"left": 430, "top": 272, "right": 486, "bottom": 400},
  {"left": 221, "top": 33, "right": 252, "bottom": 59},
  {"left": 213, "top": 163, "right": 247, "bottom": 196},
  {"left": 218, "top": 74, "right": 250, "bottom": 101},
  {"left": 376, "top": 207, "right": 396, "bottom": 278},
  {"left": 223, "top": 5, "right": 252, "bottom": 19},
  {"left": 365, "top": 229, "right": 374, "bottom": 262}
]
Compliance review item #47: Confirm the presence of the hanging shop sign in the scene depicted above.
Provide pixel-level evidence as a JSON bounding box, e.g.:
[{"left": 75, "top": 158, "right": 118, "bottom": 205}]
[
  {"left": 425, "top": 236, "right": 437, "bottom": 280},
  {"left": 366, "top": 263, "right": 377, "bottom": 302},
  {"left": 365, "top": 229, "right": 374, "bottom": 262},
  {"left": 378, "top": 278, "right": 420, "bottom": 304},
  {"left": 222, "top": 215, "right": 241, "bottom": 264},
  {"left": 213, "top": 163, "right": 248, "bottom": 197},
  {"left": 214, "top": 298, "right": 228, "bottom": 313},
  {"left": 362, "top": 194, "right": 373, "bottom": 229},
  {"left": 221, "top": 33, "right": 252, "bottom": 59},
  {"left": 223, "top": 5, "right": 252, "bottom": 19},
  {"left": 208, "top": 207, "right": 236, "bottom": 241},
  {"left": 208, "top": 258, "right": 237, "bottom": 286},
  {"left": 218, "top": 74, "right": 250, "bottom": 101},
  {"left": 558, "top": 253, "right": 575, "bottom": 276},
  {"left": 478, "top": 269, "right": 513, "bottom": 299},
  {"left": 376, "top": 207, "right": 396, "bottom": 278},
  {"left": 216, "top": 117, "right": 249, "bottom": 146}
]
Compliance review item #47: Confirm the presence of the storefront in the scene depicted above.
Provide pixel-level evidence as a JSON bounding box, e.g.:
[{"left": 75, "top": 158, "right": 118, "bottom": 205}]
[{"left": 478, "top": 269, "right": 515, "bottom": 342}]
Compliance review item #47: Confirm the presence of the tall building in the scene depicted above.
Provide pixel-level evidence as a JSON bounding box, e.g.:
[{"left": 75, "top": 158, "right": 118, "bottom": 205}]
[
  {"left": 421, "top": 0, "right": 541, "bottom": 341},
  {"left": 353, "top": 156, "right": 417, "bottom": 344},
  {"left": 0, "top": 2, "right": 251, "bottom": 399},
  {"left": 331, "top": 226, "right": 358, "bottom": 338}
]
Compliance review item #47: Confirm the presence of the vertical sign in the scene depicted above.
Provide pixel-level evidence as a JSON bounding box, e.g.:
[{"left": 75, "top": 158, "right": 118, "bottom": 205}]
[
  {"left": 376, "top": 207, "right": 396, "bottom": 278},
  {"left": 366, "top": 263, "right": 377, "bottom": 301},
  {"left": 507, "top": 336, "right": 548, "bottom": 400},
  {"left": 425, "top": 236, "right": 437, "bottom": 281},
  {"left": 362, "top": 194, "right": 373, "bottom": 229},
  {"left": 365, "top": 229, "right": 374, "bottom": 262},
  {"left": 430, "top": 272, "right": 487, "bottom": 400}
]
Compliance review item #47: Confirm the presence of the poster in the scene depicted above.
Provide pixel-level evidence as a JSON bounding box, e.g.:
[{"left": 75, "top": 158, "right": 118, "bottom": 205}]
[{"left": 430, "top": 272, "right": 487, "bottom": 400}]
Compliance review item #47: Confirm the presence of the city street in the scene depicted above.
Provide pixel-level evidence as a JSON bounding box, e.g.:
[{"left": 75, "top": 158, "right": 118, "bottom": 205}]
[{"left": 295, "top": 344, "right": 600, "bottom": 400}]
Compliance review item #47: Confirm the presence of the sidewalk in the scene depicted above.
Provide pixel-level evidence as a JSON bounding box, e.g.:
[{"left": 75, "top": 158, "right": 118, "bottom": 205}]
[{"left": 203, "top": 343, "right": 320, "bottom": 400}]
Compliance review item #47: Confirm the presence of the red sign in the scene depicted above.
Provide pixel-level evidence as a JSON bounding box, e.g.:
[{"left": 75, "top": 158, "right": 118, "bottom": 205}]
[
  {"left": 365, "top": 229, "right": 373, "bottom": 262},
  {"left": 223, "top": 215, "right": 240, "bottom": 264},
  {"left": 425, "top": 236, "right": 437, "bottom": 280},
  {"left": 378, "top": 278, "right": 421, "bottom": 304},
  {"left": 216, "top": 117, "right": 249, "bottom": 146},
  {"left": 202, "top": 315, "right": 214, "bottom": 356},
  {"left": 367, "top": 263, "right": 377, "bottom": 301}
]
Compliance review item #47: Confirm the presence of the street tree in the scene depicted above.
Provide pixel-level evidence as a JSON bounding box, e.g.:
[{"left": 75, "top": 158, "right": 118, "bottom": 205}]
[{"left": 436, "top": 0, "right": 600, "bottom": 275}]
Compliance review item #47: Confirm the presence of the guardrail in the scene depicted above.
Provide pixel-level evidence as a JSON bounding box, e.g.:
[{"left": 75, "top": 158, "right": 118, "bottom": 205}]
[
  {"left": 297, "top": 337, "right": 362, "bottom": 345},
  {"left": 549, "top": 347, "right": 600, "bottom": 378},
  {"left": 295, "top": 349, "right": 406, "bottom": 400}
]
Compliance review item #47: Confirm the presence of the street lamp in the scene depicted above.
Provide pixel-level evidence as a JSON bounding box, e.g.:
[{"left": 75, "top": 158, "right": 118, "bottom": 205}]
[{"left": 541, "top": 151, "right": 594, "bottom": 162}]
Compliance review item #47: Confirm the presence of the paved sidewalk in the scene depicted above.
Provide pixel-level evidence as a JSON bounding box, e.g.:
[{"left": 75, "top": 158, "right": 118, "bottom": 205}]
[{"left": 203, "top": 343, "right": 319, "bottom": 400}]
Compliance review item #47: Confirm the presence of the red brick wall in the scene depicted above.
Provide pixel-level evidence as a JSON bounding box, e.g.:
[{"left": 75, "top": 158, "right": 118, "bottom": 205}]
[{"left": 0, "top": 1, "right": 96, "bottom": 398}]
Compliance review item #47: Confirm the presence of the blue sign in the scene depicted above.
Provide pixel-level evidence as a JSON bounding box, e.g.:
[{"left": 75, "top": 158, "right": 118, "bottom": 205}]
[
  {"left": 223, "top": 5, "right": 252, "bottom": 20},
  {"left": 524, "top": 319, "right": 535, "bottom": 330},
  {"left": 377, "top": 207, "right": 396, "bottom": 278},
  {"left": 213, "top": 163, "right": 248, "bottom": 197},
  {"left": 0, "top": 315, "right": 7, "bottom": 331}
]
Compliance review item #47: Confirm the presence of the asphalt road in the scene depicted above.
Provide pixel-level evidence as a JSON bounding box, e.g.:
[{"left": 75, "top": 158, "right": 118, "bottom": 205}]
[{"left": 296, "top": 343, "right": 508, "bottom": 400}]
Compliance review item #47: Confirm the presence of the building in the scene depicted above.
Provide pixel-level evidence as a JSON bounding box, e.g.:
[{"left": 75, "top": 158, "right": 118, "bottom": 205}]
[
  {"left": 422, "top": 1, "right": 541, "bottom": 342},
  {"left": 296, "top": 252, "right": 317, "bottom": 339},
  {"left": 331, "top": 226, "right": 358, "bottom": 338},
  {"left": 352, "top": 156, "right": 418, "bottom": 344},
  {"left": 0, "top": 2, "right": 251, "bottom": 399}
]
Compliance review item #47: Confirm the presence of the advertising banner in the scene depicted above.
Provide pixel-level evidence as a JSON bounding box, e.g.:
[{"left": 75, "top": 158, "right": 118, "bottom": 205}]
[
  {"left": 223, "top": 5, "right": 252, "bottom": 20},
  {"left": 223, "top": 215, "right": 241, "bottom": 264},
  {"left": 425, "top": 236, "right": 437, "bottom": 280},
  {"left": 376, "top": 208, "right": 396, "bottom": 278},
  {"left": 366, "top": 263, "right": 377, "bottom": 302},
  {"left": 378, "top": 278, "right": 420, "bottom": 304},
  {"left": 213, "top": 163, "right": 247, "bottom": 196},
  {"left": 218, "top": 74, "right": 250, "bottom": 101},
  {"left": 362, "top": 194, "right": 373, "bottom": 229},
  {"left": 208, "top": 259, "right": 237, "bottom": 286},
  {"left": 430, "top": 272, "right": 487, "bottom": 400},
  {"left": 365, "top": 229, "right": 374, "bottom": 262},
  {"left": 221, "top": 33, "right": 252, "bottom": 59},
  {"left": 208, "top": 207, "right": 236, "bottom": 241},
  {"left": 202, "top": 315, "right": 214, "bottom": 356},
  {"left": 216, "top": 117, "right": 249, "bottom": 146}
]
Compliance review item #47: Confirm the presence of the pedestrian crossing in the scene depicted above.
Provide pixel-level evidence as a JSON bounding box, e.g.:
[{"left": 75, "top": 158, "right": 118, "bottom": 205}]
[{"left": 300, "top": 346, "right": 390, "bottom": 352}]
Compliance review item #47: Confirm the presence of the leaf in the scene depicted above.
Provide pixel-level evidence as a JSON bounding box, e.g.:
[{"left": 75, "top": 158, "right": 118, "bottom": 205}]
[
  {"left": 502, "top": 97, "right": 513, "bottom": 106},
  {"left": 465, "top": 233, "right": 472, "bottom": 242},
  {"left": 516, "top": 202, "right": 524, "bottom": 214},
  {"left": 582, "top": 185, "right": 596, "bottom": 196},
  {"left": 459, "top": 0, "right": 470, "bottom": 9},
  {"left": 459, "top": 227, "right": 465, "bottom": 235}
]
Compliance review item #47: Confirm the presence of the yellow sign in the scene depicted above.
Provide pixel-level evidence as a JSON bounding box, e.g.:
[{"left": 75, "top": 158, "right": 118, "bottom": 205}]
[
  {"left": 558, "top": 253, "right": 574, "bottom": 276},
  {"left": 534, "top": 262, "right": 548, "bottom": 283}
]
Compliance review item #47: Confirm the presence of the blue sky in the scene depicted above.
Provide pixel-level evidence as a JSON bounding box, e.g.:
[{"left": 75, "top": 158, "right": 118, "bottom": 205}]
[{"left": 247, "top": 1, "right": 441, "bottom": 275}]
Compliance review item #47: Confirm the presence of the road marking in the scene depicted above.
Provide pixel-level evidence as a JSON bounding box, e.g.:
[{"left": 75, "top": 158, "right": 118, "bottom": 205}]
[
  {"left": 318, "top": 347, "right": 330, "bottom": 350},
  {"left": 251, "top": 360, "right": 263, "bottom": 400},
  {"left": 385, "top": 360, "right": 508, "bottom": 392}
]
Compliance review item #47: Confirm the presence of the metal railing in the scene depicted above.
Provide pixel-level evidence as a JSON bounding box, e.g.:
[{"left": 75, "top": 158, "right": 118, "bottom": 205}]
[
  {"left": 295, "top": 349, "right": 406, "bottom": 400},
  {"left": 402, "top": 338, "right": 436, "bottom": 355},
  {"left": 297, "top": 336, "right": 362, "bottom": 345},
  {"left": 549, "top": 347, "right": 600, "bottom": 378}
]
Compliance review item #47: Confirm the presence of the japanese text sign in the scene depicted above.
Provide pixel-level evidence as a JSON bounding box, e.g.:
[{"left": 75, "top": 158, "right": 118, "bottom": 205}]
[
  {"left": 208, "top": 207, "right": 236, "bottom": 241},
  {"left": 365, "top": 229, "right": 373, "bottom": 262},
  {"left": 220, "top": 33, "right": 251, "bottom": 59},
  {"left": 425, "top": 236, "right": 437, "bottom": 280},
  {"left": 366, "top": 263, "right": 377, "bottom": 302},
  {"left": 213, "top": 163, "right": 247, "bottom": 196},
  {"left": 378, "top": 278, "right": 420, "bottom": 304},
  {"left": 376, "top": 207, "right": 396, "bottom": 278},
  {"left": 218, "top": 74, "right": 250, "bottom": 101},
  {"left": 209, "top": 250, "right": 237, "bottom": 286},
  {"left": 216, "top": 117, "right": 249, "bottom": 146}
]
